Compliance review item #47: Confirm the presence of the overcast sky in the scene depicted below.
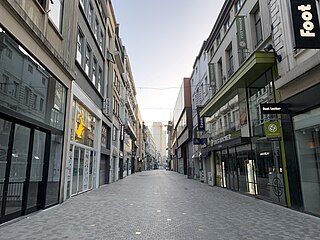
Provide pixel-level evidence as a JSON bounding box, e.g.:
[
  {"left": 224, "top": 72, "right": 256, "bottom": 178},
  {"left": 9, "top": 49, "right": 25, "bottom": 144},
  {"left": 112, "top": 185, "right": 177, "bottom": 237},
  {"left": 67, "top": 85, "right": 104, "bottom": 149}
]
[{"left": 112, "top": 0, "right": 225, "bottom": 126}]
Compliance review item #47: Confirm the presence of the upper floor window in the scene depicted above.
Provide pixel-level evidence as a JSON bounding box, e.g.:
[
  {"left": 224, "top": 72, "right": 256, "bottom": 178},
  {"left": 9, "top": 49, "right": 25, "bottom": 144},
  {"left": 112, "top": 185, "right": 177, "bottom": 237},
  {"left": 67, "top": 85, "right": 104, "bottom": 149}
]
[
  {"left": 254, "top": 7, "right": 263, "bottom": 46},
  {"left": 76, "top": 28, "right": 84, "bottom": 64},
  {"left": 37, "top": 0, "right": 46, "bottom": 8},
  {"left": 95, "top": 18, "right": 99, "bottom": 40},
  {"left": 85, "top": 44, "right": 91, "bottom": 76},
  {"left": 216, "top": 33, "right": 221, "bottom": 46},
  {"left": 235, "top": 0, "right": 244, "bottom": 13},
  {"left": 49, "top": 0, "right": 64, "bottom": 33},
  {"left": 98, "top": 67, "right": 102, "bottom": 93},
  {"left": 92, "top": 57, "right": 97, "bottom": 85},
  {"left": 224, "top": 16, "right": 231, "bottom": 32},
  {"left": 88, "top": 2, "right": 94, "bottom": 26},
  {"left": 226, "top": 44, "right": 234, "bottom": 77},
  {"left": 99, "top": 30, "right": 104, "bottom": 51},
  {"left": 6, "top": 48, "right": 12, "bottom": 59}
]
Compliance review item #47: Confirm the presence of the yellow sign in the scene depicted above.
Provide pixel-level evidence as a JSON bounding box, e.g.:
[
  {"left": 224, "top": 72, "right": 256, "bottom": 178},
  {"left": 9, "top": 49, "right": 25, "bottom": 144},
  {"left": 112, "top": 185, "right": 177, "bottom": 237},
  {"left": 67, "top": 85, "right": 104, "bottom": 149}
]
[{"left": 76, "top": 113, "right": 85, "bottom": 139}]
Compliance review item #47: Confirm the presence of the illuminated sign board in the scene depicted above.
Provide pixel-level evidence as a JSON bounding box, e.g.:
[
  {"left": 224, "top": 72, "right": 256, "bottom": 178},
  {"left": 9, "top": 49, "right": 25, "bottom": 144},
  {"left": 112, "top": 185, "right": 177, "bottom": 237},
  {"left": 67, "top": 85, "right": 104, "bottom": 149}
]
[{"left": 290, "top": 0, "right": 320, "bottom": 49}]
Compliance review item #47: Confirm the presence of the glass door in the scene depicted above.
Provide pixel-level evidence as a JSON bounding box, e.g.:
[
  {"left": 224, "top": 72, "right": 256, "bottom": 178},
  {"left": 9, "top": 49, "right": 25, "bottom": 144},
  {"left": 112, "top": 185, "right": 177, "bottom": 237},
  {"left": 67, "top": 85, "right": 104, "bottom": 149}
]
[
  {"left": 4, "top": 124, "right": 30, "bottom": 216},
  {"left": 0, "top": 119, "right": 48, "bottom": 222}
]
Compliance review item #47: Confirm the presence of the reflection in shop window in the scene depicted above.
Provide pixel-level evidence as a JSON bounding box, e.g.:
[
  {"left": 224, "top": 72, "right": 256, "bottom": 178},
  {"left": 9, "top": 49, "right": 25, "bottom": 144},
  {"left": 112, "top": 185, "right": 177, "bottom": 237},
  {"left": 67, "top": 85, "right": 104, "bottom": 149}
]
[{"left": 73, "top": 101, "right": 96, "bottom": 148}]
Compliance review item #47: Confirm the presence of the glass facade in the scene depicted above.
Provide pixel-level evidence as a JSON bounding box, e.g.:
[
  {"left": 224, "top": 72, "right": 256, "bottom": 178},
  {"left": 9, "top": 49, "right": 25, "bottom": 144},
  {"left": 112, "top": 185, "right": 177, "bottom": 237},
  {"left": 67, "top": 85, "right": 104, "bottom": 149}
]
[
  {"left": 0, "top": 28, "right": 67, "bottom": 223},
  {"left": 293, "top": 108, "right": 320, "bottom": 215}
]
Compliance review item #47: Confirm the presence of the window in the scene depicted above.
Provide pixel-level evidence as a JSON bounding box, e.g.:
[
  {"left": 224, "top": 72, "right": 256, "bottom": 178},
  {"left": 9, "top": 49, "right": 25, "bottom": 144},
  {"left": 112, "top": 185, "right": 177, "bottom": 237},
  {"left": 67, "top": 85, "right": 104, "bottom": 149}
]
[
  {"left": 88, "top": 2, "right": 93, "bottom": 26},
  {"left": 98, "top": 67, "right": 102, "bottom": 93},
  {"left": 37, "top": 0, "right": 46, "bottom": 8},
  {"left": 95, "top": 18, "right": 99, "bottom": 39},
  {"left": 235, "top": 0, "right": 244, "bottom": 13},
  {"left": 6, "top": 48, "right": 12, "bottom": 59},
  {"left": 28, "top": 64, "right": 33, "bottom": 74},
  {"left": 0, "top": 74, "right": 9, "bottom": 93},
  {"left": 49, "top": 0, "right": 64, "bottom": 33},
  {"left": 218, "top": 58, "right": 223, "bottom": 85},
  {"left": 224, "top": 16, "right": 231, "bottom": 32},
  {"left": 76, "top": 29, "right": 84, "bottom": 64},
  {"left": 226, "top": 44, "right": 234, "bottom": 77},
  {"left": 210, "top": 46, "right": 215, "bottom": 59},
  {"left": 112, "top": 125, "right": 117, "bottom": 141},
  {"left": 254, "top": 7, "right": 263, "bottom": 46},
  {"left": 32, "top": 93, "right": 37, "bottom": 109},
  {"left": 216, "top": 33, "right": 221, "bottom": 46},
  {"left": 99, "top": 30, "right": 104, "bottom": 50},
  {"left": 12, "top": 82, "right": 19, "bottom": 98},
  {"left": 40, "top": 98, "right": 44, "bottom": 112},
  {"left": 92, "top": 57, "right": 97, "bottom": 85},
  {"left": 25, "top": 87, "right": 31, "bottom": 105},
  {"left": 85, "top": 44, "right": 91, "bottom": 76}
]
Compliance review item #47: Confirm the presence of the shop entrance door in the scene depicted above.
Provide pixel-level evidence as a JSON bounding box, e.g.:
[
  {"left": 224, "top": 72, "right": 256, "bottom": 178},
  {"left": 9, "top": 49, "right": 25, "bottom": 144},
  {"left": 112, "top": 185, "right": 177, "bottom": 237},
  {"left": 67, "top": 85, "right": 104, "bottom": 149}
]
[{"left": 0, "top": 118, "right": 48, "bottom": 223}]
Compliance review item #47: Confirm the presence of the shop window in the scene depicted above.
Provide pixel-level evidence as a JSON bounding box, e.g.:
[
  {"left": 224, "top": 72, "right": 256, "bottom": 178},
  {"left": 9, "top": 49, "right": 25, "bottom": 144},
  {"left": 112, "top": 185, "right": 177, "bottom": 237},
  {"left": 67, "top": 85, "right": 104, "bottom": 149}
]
[{"left": 49, "top": 0, "right": 64, "bottom": 33}]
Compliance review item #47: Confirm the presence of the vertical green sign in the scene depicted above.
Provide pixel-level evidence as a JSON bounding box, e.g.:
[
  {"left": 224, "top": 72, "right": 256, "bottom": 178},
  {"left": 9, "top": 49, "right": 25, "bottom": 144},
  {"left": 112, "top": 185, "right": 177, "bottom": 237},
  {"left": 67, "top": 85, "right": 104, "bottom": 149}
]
[
  {"left": 236, "top": 16, "right": 247, "bottom": 49},
  {"left": 264, "top": 121, "right": 281, "bottom": 139},
  {"left": 208, "top": 63, "right": 216, "bottom": 87}
]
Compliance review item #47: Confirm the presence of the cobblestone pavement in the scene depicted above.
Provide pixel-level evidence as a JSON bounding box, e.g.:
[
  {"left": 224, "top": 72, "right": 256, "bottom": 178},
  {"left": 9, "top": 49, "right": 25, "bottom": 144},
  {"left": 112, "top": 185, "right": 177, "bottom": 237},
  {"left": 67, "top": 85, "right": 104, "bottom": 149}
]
[{"left": 1, "top": 170, "right": 320, "bottom": 240}]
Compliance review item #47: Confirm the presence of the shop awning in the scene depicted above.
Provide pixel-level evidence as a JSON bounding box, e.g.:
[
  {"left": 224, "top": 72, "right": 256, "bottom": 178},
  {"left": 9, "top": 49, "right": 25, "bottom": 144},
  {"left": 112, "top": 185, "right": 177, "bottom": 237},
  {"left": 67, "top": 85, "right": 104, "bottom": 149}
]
[{"left": 201, "top": 52, "right": 275, "bottom": 117}]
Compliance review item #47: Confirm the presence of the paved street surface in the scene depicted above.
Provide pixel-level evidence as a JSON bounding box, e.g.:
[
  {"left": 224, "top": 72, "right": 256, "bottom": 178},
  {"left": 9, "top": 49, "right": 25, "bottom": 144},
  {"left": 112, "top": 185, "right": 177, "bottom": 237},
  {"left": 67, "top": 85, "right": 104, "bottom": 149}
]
[{"left": 1, "top": 170, "right": 320, "bottom": 240}]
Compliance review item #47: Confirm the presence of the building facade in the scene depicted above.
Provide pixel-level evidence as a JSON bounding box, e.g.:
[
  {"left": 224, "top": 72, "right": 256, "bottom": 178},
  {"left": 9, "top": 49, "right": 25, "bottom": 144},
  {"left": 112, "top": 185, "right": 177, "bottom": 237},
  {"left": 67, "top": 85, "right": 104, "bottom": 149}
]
[
  {"left": 271, "top": 0, "right": 320, "bottom": 216},
  {"left": 0, "top": 0, "right": 74, "bottom": 223},
  {"left": 172, "top": 78, "right": 193, "bottom": 176},
  {"left": 200, "top": 0, "right": 287, "bottom": 206}
]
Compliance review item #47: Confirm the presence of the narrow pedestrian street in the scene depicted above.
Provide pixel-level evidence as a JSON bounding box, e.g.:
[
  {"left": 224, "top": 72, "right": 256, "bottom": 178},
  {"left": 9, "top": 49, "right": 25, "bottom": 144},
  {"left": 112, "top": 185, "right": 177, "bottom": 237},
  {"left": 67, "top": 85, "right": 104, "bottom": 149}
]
[{"left": 0, "top": 170, "right": 319, "bottom": 240}]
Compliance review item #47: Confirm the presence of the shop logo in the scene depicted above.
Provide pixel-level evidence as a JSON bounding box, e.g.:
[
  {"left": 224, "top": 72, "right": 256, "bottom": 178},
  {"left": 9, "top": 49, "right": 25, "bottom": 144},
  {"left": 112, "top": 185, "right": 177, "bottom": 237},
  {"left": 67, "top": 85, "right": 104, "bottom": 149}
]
[
  {"left": 290, "top": 0, "right": 320, "bottom": 49},
  {"left": 298, "top": 4, "right": 316, "bottom": 37},
  {"left": 268, "top": 123, "right": 278, "bottom": 133}
]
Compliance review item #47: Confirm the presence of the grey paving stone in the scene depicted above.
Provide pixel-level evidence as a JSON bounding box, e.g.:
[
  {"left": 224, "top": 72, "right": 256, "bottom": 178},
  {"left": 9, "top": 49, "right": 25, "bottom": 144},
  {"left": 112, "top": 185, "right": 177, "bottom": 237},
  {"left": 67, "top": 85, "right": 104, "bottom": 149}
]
[{"left": 0, "top": 170, "right": 320, "bottom": 240}]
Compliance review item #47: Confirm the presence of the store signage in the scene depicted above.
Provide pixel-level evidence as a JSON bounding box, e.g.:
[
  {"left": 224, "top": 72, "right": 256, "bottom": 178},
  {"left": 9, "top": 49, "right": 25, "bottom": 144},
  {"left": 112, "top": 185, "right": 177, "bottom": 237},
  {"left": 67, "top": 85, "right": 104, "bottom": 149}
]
[
  {"left": 120, "top": 124, "right": 125, "bottom": 141},
  {"left": 193, "top": 138, "right": 207, "bottom": 145},
  {"left": 264, "top": 121, "right": 281, "bottom": 139},
  {"left": 197, "top": 107, "right": 205, "bottom": 130},
  {"left": 208, "top": 63, "right": 216, "bottom": 87},
  {"left": 213, "top": 134, "right": 231, "bottom": 145},
  {"left": 260, "top": 103, "right": 286, "bottom": 114},
  {"left": 290, "top": 0, "right": 320, "bottom": 49},
  {"left": 236, "top": 16, "right": 247, "bottom": 49}
]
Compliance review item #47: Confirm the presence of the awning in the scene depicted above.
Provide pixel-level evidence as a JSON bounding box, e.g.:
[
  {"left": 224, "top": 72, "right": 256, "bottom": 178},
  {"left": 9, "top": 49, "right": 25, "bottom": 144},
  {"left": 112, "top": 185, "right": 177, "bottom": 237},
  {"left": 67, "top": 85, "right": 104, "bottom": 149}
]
[{"left": 201, "top": 52, "right": 275, "bottom": 117}]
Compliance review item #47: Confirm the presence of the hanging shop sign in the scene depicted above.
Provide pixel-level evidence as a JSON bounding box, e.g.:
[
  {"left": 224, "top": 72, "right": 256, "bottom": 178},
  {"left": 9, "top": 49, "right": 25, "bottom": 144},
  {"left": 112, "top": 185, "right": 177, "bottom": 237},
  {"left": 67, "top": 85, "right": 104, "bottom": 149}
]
[
  {"left": 264, "top": 121, "right": 281, "bottom": 139},
  {"left": 193, "top": 138, "right": 207, "bottom": 145},
  {"left": 197, "top": 106, "right": 205, "bottom": 131},
  {"left": 260, "top": 103, "right": 286, "bottom": 114},
  {"left": 208, "top": 63, "right": 216, "bottom": 87},
  {"left": 290, "top": 0, "right": 320, "bottom": 49},
  {"left": 236, "top": 16, "right": 247, "bottom": 49}
]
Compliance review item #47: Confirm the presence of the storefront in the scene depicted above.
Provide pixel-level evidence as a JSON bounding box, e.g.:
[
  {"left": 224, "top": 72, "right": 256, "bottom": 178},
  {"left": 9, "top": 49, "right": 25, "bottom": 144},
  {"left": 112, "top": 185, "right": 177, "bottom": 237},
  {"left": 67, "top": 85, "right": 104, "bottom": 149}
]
[
  {"left": 65, "top": 82, "right": 101, "bottom": 198},
  {"left": 0, "top": 29, "right": 67, "bottom": 223},
  {"left": 201, "top": 52, "right": 287, "bottom": 206},
  {"left": 281, "top": 82, "right": 320, "bottom": 216}
]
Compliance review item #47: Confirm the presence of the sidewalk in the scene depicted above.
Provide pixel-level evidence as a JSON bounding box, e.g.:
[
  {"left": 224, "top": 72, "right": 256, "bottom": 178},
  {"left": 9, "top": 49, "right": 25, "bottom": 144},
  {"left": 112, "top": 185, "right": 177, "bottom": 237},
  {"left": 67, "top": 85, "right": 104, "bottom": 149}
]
[{"left": 1, "top": 170, "right": 320, "bottom": 240}]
